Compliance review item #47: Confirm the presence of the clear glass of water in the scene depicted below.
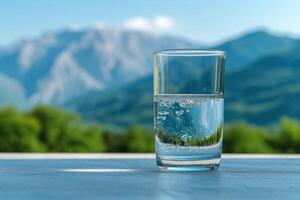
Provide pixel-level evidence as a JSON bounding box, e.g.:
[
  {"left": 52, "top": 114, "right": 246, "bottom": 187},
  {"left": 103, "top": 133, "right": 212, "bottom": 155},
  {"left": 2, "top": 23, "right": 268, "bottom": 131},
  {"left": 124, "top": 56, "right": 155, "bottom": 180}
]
[{"left": 153, "top": 49, "right": 225, "bottom": 171}]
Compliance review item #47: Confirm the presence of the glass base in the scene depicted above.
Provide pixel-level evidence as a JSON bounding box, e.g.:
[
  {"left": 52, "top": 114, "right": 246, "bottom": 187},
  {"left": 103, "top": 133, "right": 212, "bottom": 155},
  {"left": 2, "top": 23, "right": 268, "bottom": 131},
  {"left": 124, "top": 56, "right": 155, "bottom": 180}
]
[{"left": 156, "top": 155, "right": 221, "bottom": 171}]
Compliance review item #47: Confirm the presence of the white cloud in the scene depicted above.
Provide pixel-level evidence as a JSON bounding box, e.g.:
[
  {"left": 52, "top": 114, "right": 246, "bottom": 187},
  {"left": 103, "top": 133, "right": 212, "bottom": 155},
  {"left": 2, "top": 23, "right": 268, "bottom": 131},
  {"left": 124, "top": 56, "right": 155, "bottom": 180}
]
[
  {"left": 153, "top": 16, "right": 175, "bottom": 30},
  {"left": 123, "top": 17, "right": 152, "bottom": 31},
  {"left": 123, "top": 16, "right": 175, "bottom": 32}
]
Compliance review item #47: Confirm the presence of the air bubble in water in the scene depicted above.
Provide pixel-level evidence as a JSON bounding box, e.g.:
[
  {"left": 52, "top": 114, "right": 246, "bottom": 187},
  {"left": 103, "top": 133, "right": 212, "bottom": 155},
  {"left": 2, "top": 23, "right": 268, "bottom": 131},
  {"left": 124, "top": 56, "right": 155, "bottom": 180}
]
[
  {"left": 155, "top": 95, "right": 223, "bottom": 158},
  {"left": 175, "top": 110, "right": 184, "bottom": 117},
  {"left": 163, "top": 111, "right": 169, "bottom": 115}
]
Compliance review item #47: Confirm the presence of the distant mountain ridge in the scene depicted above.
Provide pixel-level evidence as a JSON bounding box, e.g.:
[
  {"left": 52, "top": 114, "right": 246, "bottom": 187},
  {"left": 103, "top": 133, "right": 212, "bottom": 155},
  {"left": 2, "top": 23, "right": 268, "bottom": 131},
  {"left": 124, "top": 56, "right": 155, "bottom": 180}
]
[
  {"left": 0, "top": 28, "right": 198, "bottom": 106},
  {"left": 226, "top": 40, "right": 300, "bottom": 124},
  {"left": 215, "top": 31, "right": 295, "bottom": 70},
  {"left": 0, "top": 28, "right": 299, "bottom": 127},
  {"left": 67, "top": 35, "right": 300, "bottom": 129}
]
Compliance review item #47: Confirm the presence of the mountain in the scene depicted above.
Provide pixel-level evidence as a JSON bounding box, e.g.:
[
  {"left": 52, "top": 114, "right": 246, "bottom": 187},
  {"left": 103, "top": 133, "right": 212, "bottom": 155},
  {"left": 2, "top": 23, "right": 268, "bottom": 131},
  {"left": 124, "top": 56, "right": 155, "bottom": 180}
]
[
  {"left": 1, "top": 27, "right": 299, "bottom": 127},
  {"left": 0, "top": 28, "right": 296, "bottom": 107},
  {"left": 68, "top": 40, "right": 300, "bottom": 129},
  {"left": 0, "top": 74, "right": 27, "bottom": 108},
  {"left": 214, "top": 30, "right": 295, "bottom": 70},
  {"left": 226, "top": 40, "right": 300, "bottom": 124},
  {"left": 67, "top": 75, "right": 153, "bottom": 129},
  {"left": 0, "top": 28, "right": 199, "bottom": 106}
]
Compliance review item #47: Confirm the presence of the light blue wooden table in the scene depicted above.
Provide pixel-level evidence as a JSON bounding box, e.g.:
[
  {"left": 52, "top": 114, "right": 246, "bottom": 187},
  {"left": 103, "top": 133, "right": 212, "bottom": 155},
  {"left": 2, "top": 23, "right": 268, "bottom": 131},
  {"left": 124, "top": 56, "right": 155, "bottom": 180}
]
[{"left": 0, "top": 154, "right": 299, "bottom": 200}]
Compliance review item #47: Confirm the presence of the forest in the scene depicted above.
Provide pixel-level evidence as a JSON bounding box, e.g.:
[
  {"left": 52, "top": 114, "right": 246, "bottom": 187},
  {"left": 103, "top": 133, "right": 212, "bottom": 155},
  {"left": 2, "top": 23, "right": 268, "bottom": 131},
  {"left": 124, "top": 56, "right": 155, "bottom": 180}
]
[{"left": 0, "top": 106, "right": 299, "bottom": 153}]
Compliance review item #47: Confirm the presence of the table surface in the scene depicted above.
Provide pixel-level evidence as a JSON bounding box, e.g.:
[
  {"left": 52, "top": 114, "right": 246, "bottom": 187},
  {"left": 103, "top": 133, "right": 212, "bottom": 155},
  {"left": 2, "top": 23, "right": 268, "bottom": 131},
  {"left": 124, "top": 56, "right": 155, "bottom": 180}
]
[{"left": 0, "top": 153, "right": 300, "bottom": 200}]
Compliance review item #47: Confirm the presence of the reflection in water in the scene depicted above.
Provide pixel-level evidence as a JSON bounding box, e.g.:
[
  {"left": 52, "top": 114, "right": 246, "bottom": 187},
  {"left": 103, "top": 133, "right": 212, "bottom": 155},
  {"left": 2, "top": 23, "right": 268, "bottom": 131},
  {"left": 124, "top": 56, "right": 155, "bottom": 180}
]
[
  {"left": 61, "top": 168, "right": 139, "bottom": 173},
  {"left": 156, "top": 171, "right": 223, "bottom": 200},
  {"left": 60, "top": 166, "right": 225, "bottom": 199}
]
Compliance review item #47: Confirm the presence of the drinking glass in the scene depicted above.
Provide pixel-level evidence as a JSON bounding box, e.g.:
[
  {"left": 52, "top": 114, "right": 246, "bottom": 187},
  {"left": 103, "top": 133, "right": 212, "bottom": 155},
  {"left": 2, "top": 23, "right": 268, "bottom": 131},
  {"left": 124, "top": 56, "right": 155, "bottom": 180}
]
[{"left": 153, "top": 49, "right": 225, "bottom": 171}]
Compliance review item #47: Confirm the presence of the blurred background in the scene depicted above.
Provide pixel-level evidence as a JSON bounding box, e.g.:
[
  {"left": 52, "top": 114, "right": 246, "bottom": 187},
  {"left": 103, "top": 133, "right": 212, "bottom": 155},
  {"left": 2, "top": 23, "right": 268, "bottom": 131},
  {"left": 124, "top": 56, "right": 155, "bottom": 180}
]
[{"left": 0, "top": 0, "right": 300, "bottom": 153}]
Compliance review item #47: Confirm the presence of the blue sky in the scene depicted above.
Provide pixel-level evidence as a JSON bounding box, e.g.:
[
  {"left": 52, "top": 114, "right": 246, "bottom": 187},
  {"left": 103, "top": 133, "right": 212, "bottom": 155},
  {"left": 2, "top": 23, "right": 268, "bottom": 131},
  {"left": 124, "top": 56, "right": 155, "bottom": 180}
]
[{"left": 1, "top": 0, "right": 300, "bottom": 46}]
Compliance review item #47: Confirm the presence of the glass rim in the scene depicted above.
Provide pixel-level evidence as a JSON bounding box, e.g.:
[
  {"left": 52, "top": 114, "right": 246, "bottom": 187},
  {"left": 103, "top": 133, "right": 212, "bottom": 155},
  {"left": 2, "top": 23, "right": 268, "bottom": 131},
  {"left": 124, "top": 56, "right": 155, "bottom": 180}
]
[{"left": 153, "top": 49, "right": 225, "bottom": 57}]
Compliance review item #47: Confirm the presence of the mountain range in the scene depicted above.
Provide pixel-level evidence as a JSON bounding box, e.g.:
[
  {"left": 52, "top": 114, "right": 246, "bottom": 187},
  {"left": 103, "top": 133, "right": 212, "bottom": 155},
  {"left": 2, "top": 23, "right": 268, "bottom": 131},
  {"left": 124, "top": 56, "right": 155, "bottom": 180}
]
[
  {"left": 0, "top": 28, "right": 198, "bottom": 106},
  {"left": 0, "top": 27, "right": 299, "bottom": 129},
  {"left": 68, "top": 39, "right": 300, "bottom": 129}
]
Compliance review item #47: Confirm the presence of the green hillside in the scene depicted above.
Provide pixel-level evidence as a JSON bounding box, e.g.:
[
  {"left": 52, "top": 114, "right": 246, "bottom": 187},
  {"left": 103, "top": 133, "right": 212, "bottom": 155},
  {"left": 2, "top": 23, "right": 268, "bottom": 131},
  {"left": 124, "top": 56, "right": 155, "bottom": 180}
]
[
  {"left": 68, "top": 76, "right": 153, "bottom": 130},
  {"left": 68, "top": 41, "right": 300, "bottom": 129},
  {"left": 215, "top": 30, "right": 295, "bottom": 70},
  {"left": 226, "top": 41, "right": 300, "bottom": 124}
]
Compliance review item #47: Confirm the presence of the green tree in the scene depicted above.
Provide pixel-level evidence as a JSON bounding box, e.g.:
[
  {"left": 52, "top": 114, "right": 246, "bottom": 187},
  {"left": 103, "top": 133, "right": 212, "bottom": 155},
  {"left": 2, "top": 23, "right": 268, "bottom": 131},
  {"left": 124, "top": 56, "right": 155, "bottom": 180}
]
[
  {"left": 123, "top": 126, "right": 154, "bottom": 153},
  {"left": 29, "top": 105, "right": 106, "bottom": 152},
  {"left": 103, "top": 130, "right": 126, "bottom": 152},
  {"left": 224, "top": 122, "right": 273, "bottom": 153},
  {"left": 0, "top": 107, "right": 45, "bottom": 152},
  {"left": 279, "top": 117, "right": 300, "bottom": 153},
  {"left": 4, "top": 105, "right": 300, "bottom": 154}
]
